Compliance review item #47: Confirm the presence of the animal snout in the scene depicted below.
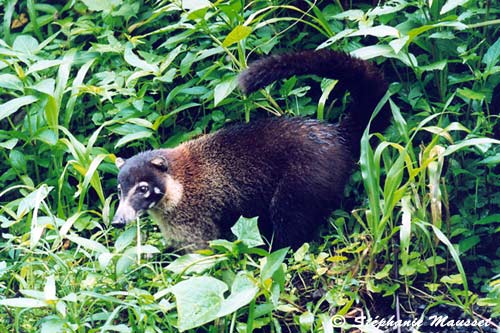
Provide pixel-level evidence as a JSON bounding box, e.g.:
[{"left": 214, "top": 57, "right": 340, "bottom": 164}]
[{"left": 111, "top": 215, "right": 127, "bottom": 228}]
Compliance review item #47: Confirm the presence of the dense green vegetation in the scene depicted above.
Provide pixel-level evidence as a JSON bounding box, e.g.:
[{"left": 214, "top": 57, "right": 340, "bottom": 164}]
[{"left": 0, "top": 0, "right": 499, "bottom": 332}]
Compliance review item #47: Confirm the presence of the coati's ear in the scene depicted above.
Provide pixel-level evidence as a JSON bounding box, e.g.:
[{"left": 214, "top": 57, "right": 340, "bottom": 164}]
[
  {"left": 115, "top": 157, "right": 126, "bottom": 169},
  {"left": 150, "top": 155, "right": 168, "bottom": 172}
]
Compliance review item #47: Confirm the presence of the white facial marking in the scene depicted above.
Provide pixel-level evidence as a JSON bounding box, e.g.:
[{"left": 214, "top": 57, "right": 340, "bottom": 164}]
[
  {"left": 164, "top": 175, "right": 183, "bottom": 211},
  {"left": 148, "top": 202, "right": 156, "bottom": 209},
  {"left": 144, "top": 191, "right": 150, "bottom": 198},
  {"left": 154, "top": 187, "right": 161, "bottom": 194}
]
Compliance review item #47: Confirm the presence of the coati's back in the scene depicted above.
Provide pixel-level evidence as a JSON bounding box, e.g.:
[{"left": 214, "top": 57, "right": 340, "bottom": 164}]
[{"left": 113, "top": 50, "right": 389, "bottom": 250}]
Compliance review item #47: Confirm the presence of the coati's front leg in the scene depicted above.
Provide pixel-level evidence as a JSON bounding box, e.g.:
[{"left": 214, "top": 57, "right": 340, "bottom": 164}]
[
  {"left": 268, "top": 179, "right": 327, "bottom": 249},
  {"left": 150, "top": 208, "right": 221, "bottom": 251}
]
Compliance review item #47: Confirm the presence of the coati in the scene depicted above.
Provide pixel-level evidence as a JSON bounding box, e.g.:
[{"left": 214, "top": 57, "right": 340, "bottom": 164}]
[{"left": 112, "top": 49, "right": 389, "bottom": 250}]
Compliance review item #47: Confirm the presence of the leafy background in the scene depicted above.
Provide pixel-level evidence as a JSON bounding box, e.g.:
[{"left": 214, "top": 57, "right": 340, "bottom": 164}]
[{"left": 0, "top": 0, "right": 499, "bottom": 332}]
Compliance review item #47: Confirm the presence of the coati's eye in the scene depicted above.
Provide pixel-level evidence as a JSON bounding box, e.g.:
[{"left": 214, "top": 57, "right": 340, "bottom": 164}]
[
  {"left": 117, "top": 184, "right": 122, "bottom": 198},
  {"left": 137, "top": 184, "right": 149, "bottom": 194}
]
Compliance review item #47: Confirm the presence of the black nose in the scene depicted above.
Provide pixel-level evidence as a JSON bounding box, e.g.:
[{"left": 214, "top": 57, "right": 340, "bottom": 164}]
[{"left": 111, "top": 216, "right": 126, "bottom": 228}]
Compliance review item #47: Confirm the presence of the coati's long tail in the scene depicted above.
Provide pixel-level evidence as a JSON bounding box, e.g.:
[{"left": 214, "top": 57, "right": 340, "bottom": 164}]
[{"left": 239, "top": 49, "right": 389, "bottom": 141}]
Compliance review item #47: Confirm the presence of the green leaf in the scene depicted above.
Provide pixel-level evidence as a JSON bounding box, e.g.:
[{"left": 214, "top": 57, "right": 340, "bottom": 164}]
[
  {"left": 214, "top": 76, "right": 239, "bottom": 107},
  {"left": 482, "top": 37, "right": 500, "bottom": 72},
  {"left": 181, "top": 0, "right": 212, "bottom": 11},
  {"left": 166, "top": 253, "right": 221, "bottom": 275},
  {"left": 114, "top": 227, "right": 136, "bottom": 252},
  {"left": 457, "top": 87, "right": 486, "bottom": 101},
  {"left": 171, "top": 276, "right": 228, "bottom": 331},
  {"left": 440, "top": 274, "right": 463, "bottom": 285},
  {"left": 459, "top": 235, "right": 480, "bottom": 252},
  {"left": 444, "top": 138, "right": 500, "bottom": 156},
  {"left": 440, "top": 0, "right": 471, "bottom": 14},
  {"left": 114, "top": 131, "right": 153, "bottom": 149},
  {"left": 217, "top": 272, "right": 259, "bottom": 317},
  {"left": 12, "top": 35, "right": 39, "bottom": 55},
  {"left": 261, "top": 248, "right": 289, "bottom": 281},
  {"left": 222, "top": 25, "right": 252, "bottom": 47},
  {"left": 0, "top": 74, "right": 23, "bottom": 91},
  {"left": 351, "top": 45, "right": 394, "bottom": 60},
  {"left": 43, "top": 275, "right": 57, "bottom": 301},
  {"left": 81, "top": 0, "right": 123, "bottom": 12},
  {"left": 26, "top": 60, "right": 63, "bottom": 75},
  {"left": 230, "top": 216, "right": 264, "bottom": 248},
  {"left": 66, "top": 234, "right": 109, "bottom": 254},
  {"left": 115, "top": 247, "right": 136, "bottom": 276},
  {"left": 350, "top": 25, "right": 400, "bottom": 38},
  {"left": 9, "top": 149, "right": 26, "bottom": 173},
  {"left": 399, "top": 264, "right": 416, "bottom": 276},
  {"left": 124, "top": 43, "right": 159, "bottom": 73},
  {"left": 31, "top": 78, "right": 55, "bottom": 96},
  {"left": 16, "top": 185, "right": 52, "bottom": 219},
  {"left": 424, "top": 256, "right": 446, "bottom": 267},
  {"left": 0, "top": 298, "right": 47, "bottom": 308},
  {"left": 40, "top": 318, "right": 66, "bottom": 333},
  {"left": 374, "top": 264, "right": 393, "bottom": 279},
  {"left": 0, "top": 138, "right": 18, "bottom": 149},
  {"left": 0, "top": 95, "right": 38, "bottom": 122}
]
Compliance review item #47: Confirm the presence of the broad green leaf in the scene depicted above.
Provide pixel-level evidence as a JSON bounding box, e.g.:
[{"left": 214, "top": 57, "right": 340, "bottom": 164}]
[
  {"left": 350, "top": 25, "right": 400, "bottom": 38},
  {"left": 26, "top": 60, "right": 62, "bottom": 75},
  {"left": 444, "top": 138, "right": 500, "bottom": 156},
  {"left": 81, "top": 0, "right": 123, "bottom": 12},
  {"left": 0, "top": 95, "right": 38, "bottom": 122},
  {"left": 217, "top": 272, "right": 259, "bottom": 317},
  {"left": 230, "top": 216, "right": 264, "bottom": 248},
  {"left": 0, "top": 298, "right": 47, "bottom": 308},
  {"left": 440, "top": 274, "right": 463, "bottom": 285},
  {"left": 261, "top": 248, "right": 289, "bottom": 281},
  {"left": 114, "top": 227, "right": 136, "bottom": 252},
  {"left": 66, "top": 234, "right": 109, "bottom": 254},
  {"left": 79, "top": 153, "right": 108, "bottom": 204},
  {"left": 0, "top": 138, "right": 18, "bottom": 150},
  {"left": 43, "top": 275, "right": 57, "bottom": 301},
  {"left": 124, "top": 43, "right": 159, "bottom": 73},
  {"left": 214, "top": 76, "right": 239, "bottom": 107},
  {"left": 222, "top": 25, "right": 252, "bottom": 47},
  {"left": 115, "top": 248, "right": 136, "bottom": 276},
  {"left": 114, "top": 131, "right": 153, "bottom": 149},
  {"left": 482, "top": 37, "right": 500, "bottom": 72},
  {"left": 31, "top": 78, "right": 55, "bottom": 96},
  {"left": 440, "top": 0, "right": 471, "bottom": 14},
  {"left": 41, "top": 318, "right": 65, "bottom": 333},
  {"left": 457, "top": 87, "right": 485, "bottom": 101},
  {"left": 424, "top": 256, "right": 446, "bottom": 267},
  {"left": 417, "top": 60, "right": 447, "bottom": 72},
  {"left": 170, "top": 276, "right": 228, "bottom": 331},
  {"left": 65, "top": 58, "right": 95, "bottom": 126},
  {"left": 34, "top": 129, "right": 58, "bottom": 146},
  {"left": 29, "top": 185, "right": 54, "bottom": 248},
  {"left": 17, "top": 185, "right": 52, "bottom": 218},
  {"left": 181, "top": 0, "right": 211, "bottom": 11},
  {"left": 12, "top": 35, "right": 39, "bottom": 55},
  {"left": 333, "top": 9, "right": 364, "bottom": 20},
  {"left": 0, "top": 73, "right": 23, "bottom": 91},
  {"left": 166, "top": 253, "right": 221, "bottom": 275},
  {"left": 399, "top": 264, "right": 416, "bottom": 276},
  {"left": 459, "top": 235, "right": 480, "bottom": 252},
  {"left": 351, "top": 45, "right": 394, "bottom": 60}
]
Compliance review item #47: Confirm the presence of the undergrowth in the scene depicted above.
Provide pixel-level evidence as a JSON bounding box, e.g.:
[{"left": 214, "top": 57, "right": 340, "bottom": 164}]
[{"left": 0, "top": 0, "right": 499, "bottom": 332}]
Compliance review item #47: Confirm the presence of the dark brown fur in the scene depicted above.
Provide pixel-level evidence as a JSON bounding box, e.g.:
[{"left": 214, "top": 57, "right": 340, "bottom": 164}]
[{"left": 113, "top": 50, "right": 389, "bottom": 250}]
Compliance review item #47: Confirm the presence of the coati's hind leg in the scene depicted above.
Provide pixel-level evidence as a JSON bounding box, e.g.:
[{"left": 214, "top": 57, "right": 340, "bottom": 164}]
[{"left": 268, "top": 178, "right": 331, "bottom": 249}]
